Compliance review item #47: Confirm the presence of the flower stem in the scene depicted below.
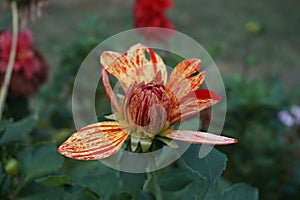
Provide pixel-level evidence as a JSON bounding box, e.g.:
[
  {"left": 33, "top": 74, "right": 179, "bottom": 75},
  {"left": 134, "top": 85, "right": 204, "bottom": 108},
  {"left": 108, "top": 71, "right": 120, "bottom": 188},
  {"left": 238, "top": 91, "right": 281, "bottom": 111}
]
[
  {"left": 143, "top": 156, "right": 163, "bottom": 200},
  {"left": 0, "top": 1, "right": 19, "bottom": 121}
]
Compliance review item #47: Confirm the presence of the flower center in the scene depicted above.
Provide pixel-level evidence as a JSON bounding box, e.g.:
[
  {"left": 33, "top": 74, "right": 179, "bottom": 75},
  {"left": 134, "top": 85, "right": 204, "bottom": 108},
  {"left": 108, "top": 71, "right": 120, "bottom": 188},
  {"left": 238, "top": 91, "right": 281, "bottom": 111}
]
[{"left": 125, "top": 82, "right": 170, "bottom": 135}]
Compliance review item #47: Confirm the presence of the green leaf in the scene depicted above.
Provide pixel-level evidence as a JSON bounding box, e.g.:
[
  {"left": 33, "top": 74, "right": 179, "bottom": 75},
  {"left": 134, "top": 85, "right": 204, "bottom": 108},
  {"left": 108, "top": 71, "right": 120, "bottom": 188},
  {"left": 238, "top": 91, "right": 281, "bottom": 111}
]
[
  {"left": 120, "top": 172, "right": 145, "bottom": 199},
  {"left": 160, "top": 161, "right": 209, "bottom": 199},
  {"left": 221, "top": 183, "right": 259, "bottom": 200},
  {"left": 159, "top": 168, "right": 194, "bottom": 191},
  {"left": 69, "top": 161, "right": 121, "bottom": 199},
  {"left": 63, "top": 188, "right": 98, "bottom": 200},
  {"left": 183, "top": 145, "right": 227, "bottom": 186},
  {"left": 0, "top": 116, "right": 37, "bottom": 145},
  {"left": 36, "top": 175, "right": 72, "bottom": 187},
  {"left": 19, "top": 143, "right": 63, "bottom": 182},
  {"left": 118, "top": 192, "right": 133, "bottom": 200},
  {"left": 0, "top": 162, "right": 10, "bottom": 196},
  {"left": 0, "top": 120, "right": 12, "bottom": 133},
  {"left": 172, "top": 116, "right": 201, "bottom": 131},
  {"left": 138, "top": 191, "right": 155, "bottom": 200},
  {"left": 17, "top": 188, "right": 63, "bottom": 200}
]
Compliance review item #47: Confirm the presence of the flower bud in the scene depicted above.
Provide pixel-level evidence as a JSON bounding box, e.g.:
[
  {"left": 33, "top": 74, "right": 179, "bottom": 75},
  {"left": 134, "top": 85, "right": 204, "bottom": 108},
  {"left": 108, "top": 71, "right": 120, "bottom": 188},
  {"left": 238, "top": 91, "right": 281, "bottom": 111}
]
[{"left": 125, "top": 82, "right": 170, "bottom": 135}]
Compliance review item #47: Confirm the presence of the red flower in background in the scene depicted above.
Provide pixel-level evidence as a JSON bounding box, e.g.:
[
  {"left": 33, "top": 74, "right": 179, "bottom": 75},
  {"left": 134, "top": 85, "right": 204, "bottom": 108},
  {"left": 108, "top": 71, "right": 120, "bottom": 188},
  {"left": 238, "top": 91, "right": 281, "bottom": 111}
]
[
  {"left": 134, "top": 0, "right": 174, "bottom": 42},
  {"left": 0, "top": 29, "right": 48, "bottom": 97}
]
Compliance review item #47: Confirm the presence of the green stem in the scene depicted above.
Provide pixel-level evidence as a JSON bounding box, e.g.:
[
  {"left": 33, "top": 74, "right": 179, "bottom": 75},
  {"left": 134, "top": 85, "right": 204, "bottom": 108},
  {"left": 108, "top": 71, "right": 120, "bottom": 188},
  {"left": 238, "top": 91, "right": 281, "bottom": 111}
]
[
  {"left": 143, "top": 157, "right": 163, "bottom": 200},
  {"left": 11, "top": 177, "right": 28, "bottom": 199},
  {"left": 0, "top": 1, "right": 19, "bottom": 121}
]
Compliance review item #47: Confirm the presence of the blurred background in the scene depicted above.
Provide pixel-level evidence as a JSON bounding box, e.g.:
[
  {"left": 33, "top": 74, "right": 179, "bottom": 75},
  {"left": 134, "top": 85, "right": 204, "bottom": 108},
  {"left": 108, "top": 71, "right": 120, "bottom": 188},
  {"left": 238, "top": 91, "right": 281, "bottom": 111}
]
[{"left": 0, "top": 0, "right": 299, "bottom": 200}]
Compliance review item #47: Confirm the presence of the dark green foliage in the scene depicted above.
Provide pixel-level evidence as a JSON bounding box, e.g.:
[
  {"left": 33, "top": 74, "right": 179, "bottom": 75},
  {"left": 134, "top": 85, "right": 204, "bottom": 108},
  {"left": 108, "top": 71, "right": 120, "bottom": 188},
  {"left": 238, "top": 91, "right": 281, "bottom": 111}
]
[
  {"left": 0, "top": 12, "right": 262, "bottom": 200},
  {"left": 0, "top": 163, "right": 10, "bottom": 196},
  {"left": 0, "top": 115, "right": 37, "bottom": 145},
  {"left": 220, "top": 75, "right": 300, "bottom": 200}
]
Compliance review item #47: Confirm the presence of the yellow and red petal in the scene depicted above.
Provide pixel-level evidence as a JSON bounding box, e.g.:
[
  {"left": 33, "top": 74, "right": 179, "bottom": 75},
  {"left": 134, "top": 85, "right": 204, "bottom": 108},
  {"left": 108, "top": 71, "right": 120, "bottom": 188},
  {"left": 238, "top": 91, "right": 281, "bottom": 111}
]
[
  {"left": 58, "top": 122, "right": 129, "bottom": 160},
  {"left": 169, "top": 58, "right": 202, "bottom": 78},
  {"left": 188, "top": 71, "right": 206, "bottom": 91},
  {"left": 165, "top": 130, "right": 237, "bottom": 145},
  {"left": 167, "top": 58, "right": 201, "bottom": 86},
  {"left": 167, "top": 59, "right": 204, "bottom": 101},
  {"left": 100, "top": 44, "right": 167, "bottom": 91},
  {"left": 170, "top": 89, "right": 222, "bottom": 124},
  {"left": 101, "top": 68, "right": 121, "bottom": 113},
  {"left": 100, "top": 51, "right": 131, "bottom": 89},
  {"left": 127, "top": 44, "right": 167, "bottom": 84}
]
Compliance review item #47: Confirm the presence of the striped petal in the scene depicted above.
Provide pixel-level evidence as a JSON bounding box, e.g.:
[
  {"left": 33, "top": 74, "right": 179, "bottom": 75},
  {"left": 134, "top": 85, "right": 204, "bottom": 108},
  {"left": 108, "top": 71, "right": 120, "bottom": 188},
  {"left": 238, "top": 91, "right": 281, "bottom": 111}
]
[
  {"left": 101, "top": 68, "right": 121, "bottom": 113},
  {"left": 188, "top": 71, "right": 206, "bottom": 91},
  {"left": 165, "top": 130, "right": 237, "bottom": 145},
  {"left": 170, "top": 89, "right": 222, "bottom": 124},
  {"left": 58, "top": 122, "right": 129, "bottom": 160},
  {"left": 167, "top": 58, "right": 202, "bottom": 97},
  {"left": 100, "top": 44, "right": 167, "bottom": 91},
  {"left": 169, "top": 58, "right": 202, "bottom": 78}
]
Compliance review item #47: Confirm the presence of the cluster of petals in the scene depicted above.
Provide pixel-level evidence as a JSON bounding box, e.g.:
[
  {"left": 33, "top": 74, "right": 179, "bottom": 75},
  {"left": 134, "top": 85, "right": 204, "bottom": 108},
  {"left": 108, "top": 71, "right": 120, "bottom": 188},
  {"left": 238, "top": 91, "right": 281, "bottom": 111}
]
[{"left": 58, "top": 44, "right": 237, "bottom": 160}]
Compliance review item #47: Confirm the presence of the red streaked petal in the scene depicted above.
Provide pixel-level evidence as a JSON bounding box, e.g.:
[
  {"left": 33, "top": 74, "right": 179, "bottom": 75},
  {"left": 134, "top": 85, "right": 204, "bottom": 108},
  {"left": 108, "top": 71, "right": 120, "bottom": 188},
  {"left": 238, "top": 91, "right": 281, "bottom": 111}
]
[
  {"left": 167, "top": 59, "right": 204, "bottom": 102},
  {"left": 100, "top": 44, "right": 167, "bottom": 91},
  {"left": 189, "top": 71, "right": 206, "bottom": 91},
  {"left": 165, "top": 130, "right": 238, "bottom": 145},
  {"left": 101, "top": 68, "right": 121, "bottom": 113},
  {"left": 195, "top": 89, "right": 222, "bottom": 102},
  {"left": 100, "top": 51, "right": 129, "bottom": 89},
  {"left": 167, "top": 58, "right": 201, "bottom": 88},
  {"left": 58, "top": 122, "right": 129, "bottom": 160},
  {"left": 170, "top": 89, "right": 222, "bottom": 124},
  {"left": 172, "top": 58, "right": 202, "bottom": 77},
  {"left": 100, "top": 50, "right": 122, "bottom": 70}
]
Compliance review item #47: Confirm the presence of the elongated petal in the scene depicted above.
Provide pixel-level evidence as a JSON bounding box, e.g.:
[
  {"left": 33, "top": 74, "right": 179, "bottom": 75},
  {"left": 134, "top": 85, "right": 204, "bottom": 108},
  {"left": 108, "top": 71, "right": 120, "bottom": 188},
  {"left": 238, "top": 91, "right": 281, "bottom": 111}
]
[
  {"left": 170, "top": 89, "right": 222, "bottom": 124},
  {"left": 167, "top": 59, "right": 205, "bottom": 103},
  {"left": 100, "top": 44, "right": 167, "bottom": 91},
  {"left": 101, "top": 68, "right": 121, "bottom": 113},
  {"left": 58, "top": 122, "right": 129, "bottom": 160},
  {"left": 188, "top": 71, "right": 206, "bottom": 91},
  {"left": 127, "top": 44, "right": 167, "bottom": 84},
  {"left": 165, "top": 130, "right": 237, "bottom": 145},
  {"left": 170, "top": 58, "right": 202, "bottom": 78},
  {"left": 167, "top": 59, "right": 201, "bottom": 88}
]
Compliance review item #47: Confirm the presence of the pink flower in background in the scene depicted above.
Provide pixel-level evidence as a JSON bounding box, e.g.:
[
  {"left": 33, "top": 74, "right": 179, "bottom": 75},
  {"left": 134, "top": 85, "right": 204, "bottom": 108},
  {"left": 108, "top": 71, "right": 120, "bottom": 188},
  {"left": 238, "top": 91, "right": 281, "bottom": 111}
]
[
  {"left": 278, "top": 106, "right": 300, "bottom": 127},
  {"left": 0, "top": 29, "right": 48, "bottom": 97},
  {"left": 278, "top": 111, "right": 295, "bottom": 127},
  {"left": 133, "top": 0, "right": 174, "bottom": 42}
]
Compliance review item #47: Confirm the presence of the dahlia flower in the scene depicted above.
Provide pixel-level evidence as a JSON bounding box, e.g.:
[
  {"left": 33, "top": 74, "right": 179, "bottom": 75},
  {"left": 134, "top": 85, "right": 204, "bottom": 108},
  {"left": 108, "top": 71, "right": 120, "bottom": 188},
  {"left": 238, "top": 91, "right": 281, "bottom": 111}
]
[
  {"left": 0, "top": 29, "right": 47, "bottom": 97},
  {"left": 58, "top": 44, "right": 237, "bottom": 160}
]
